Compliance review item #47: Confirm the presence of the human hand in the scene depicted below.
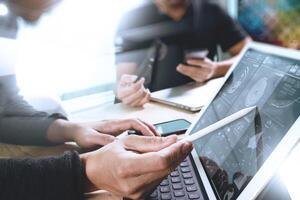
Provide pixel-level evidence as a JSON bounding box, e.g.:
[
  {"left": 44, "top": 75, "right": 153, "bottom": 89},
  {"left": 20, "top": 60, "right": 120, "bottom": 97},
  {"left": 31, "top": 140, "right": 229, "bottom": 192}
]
[
  {"left": 74, "top": 119, "right": 159, "bottom": 149},
  {"left": 47, "top": 119, "right": 116, "bottom": 149},
  {"left": 81, "top": 135, "right": 193, "bottom": 199},
  {"left": 177, "top": 58, "right": 219, "bottom": 83},
  {"left": 117, "top": 74, "right": 151, "bottom": 107},
  {"left": 81, "top": 119, "right": 159, "bottom": 137},
  {"left": 48, "top": 118, "right": 159, "bottom": 149}
]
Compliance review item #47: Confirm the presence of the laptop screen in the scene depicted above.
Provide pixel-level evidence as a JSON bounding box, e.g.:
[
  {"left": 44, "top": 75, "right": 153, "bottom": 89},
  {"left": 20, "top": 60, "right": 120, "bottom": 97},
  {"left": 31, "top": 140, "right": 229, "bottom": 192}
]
[{"left": 189, "top": 49, "right": 300, "bottom": 199}]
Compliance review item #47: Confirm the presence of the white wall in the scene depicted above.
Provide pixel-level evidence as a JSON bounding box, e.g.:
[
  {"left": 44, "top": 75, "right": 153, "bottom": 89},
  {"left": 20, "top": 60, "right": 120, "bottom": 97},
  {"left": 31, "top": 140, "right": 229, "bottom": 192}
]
[{"left": 217, "top": 0, "right": 238, "bottom": 18}]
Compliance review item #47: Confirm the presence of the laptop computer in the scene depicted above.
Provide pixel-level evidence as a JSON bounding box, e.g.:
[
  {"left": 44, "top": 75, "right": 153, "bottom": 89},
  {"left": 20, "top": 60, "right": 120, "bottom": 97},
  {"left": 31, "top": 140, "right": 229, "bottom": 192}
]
[
  {"left": 150, "top": 78, "right": 224, "bottom": 112},
  {"left": 147, "top": 42, "right": 300, "bottom": 200}
]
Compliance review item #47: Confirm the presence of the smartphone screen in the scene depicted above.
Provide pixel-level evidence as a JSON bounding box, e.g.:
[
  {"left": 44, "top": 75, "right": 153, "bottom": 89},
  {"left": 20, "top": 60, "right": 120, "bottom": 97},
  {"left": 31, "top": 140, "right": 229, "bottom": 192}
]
[{"left": 155, "top": 119, "right": 191, "bottom": 136}]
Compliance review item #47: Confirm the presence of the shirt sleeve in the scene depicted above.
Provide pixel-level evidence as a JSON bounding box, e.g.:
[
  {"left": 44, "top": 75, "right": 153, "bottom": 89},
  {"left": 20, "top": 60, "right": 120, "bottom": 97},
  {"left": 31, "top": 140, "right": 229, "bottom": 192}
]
[
  {"left": 0, "top": 151, "right": 85, "bottom": 200},
  {"left": 212, "top": 3, "right": 248, "bottom": 52},
  {"left": 115, "top": 4, "right": 155, "bottom": 65},
  {"left": 0, "top": 75, "right": 67, "bottom": 146}
]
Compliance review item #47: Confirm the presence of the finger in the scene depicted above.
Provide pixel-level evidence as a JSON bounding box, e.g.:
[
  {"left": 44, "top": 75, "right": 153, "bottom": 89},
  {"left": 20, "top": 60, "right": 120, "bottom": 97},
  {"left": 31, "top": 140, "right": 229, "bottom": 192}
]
[
  {"left": 127, "top": 88, "right": 148, "bottom": 107},
  {"left": 124, "top": 118, "right": 157, "bottom": 136},
  {"left": 85, "top": 120, "right": 122, "bottom": 135},
  {"left": 137, "top": 118, "right": 159, "bottom": 136},
  {"left": 94, "top": 118, "right": 155, "bottom": 136},
  {"left": 130, "top": 88, "right": 150, "bottom": 107},
  {"left": 123, "top": 135, "right": 177, "bottom": 152},
  {"left": 136, "top": 89, "right": 151, "bottom": 107},
  {"left": 119, "top": 78, "right": 146, "bottom": 100},
  {"left": 122, "top": 140, "right": 193, "bottom": 176},
  {"left": 119, "top": 78, "right": 145, "bottom": 99},
  {"left": 120, "top": 74, "right": 138, "bottom": 84},
  {"left": 177, "top": 65, "right": 201, "bottom": 77},
  {"left": 129, "top": 94, "right": 145, "bottom": 107},
  {"left": 177, "top": 65, "right": 211, "bottom": 82},
  {"left": 186, "top": 59, "right": 208, "bottom": 67},
  {"left": 87, "top": 132, "right": 116, "bottom": 146},
  {"left": 189, "top": 73, "right": 210, "bottom": 83},
  {"left": 159, "top": 141, "right": 193, "bottom": 172}
]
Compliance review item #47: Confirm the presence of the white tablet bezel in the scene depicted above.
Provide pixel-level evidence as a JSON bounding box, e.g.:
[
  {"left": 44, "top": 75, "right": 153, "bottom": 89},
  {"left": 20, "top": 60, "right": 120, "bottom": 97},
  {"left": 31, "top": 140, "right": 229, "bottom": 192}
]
[{"left": 184, "top": 41, "right": 300, "bottom": 200}]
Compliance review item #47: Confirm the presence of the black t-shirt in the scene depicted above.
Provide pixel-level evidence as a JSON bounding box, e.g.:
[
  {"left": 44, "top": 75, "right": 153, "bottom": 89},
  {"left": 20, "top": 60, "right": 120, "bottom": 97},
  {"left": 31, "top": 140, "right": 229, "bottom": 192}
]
[{"left": 115, "top": 1, "right": 247, "bottom": 91}]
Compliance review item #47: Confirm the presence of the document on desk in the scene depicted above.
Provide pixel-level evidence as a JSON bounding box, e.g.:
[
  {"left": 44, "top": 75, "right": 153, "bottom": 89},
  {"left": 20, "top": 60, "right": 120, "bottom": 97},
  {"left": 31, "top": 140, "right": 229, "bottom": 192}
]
[
  {"left": 150, "top": 78, "right": 224, "bottom": 112},
  {"left": 181, "top": 106, "right": 257, "bottom": 143}
]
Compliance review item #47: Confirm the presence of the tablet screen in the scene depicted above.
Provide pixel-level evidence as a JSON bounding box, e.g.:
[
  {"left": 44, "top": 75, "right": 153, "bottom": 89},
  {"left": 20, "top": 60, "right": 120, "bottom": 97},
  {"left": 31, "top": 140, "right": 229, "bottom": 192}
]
[{"left": 190, "top": 49, "right": 300, "bottom": 199}]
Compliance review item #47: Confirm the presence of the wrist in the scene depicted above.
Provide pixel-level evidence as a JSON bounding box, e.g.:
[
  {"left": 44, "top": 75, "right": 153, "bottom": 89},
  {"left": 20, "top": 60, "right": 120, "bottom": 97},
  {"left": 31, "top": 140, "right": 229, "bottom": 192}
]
[
  {"left": 47, "top": 119, "right": 80, "bottom": 143},
  {"left": 214, "top": 62, "right": 230, "bottom": 78},
  {"left": 80, "top": 152, "right": 98, "bottom": 192},
  {"left": 80, "top": 153, "right": 91, "bottom": 192}
]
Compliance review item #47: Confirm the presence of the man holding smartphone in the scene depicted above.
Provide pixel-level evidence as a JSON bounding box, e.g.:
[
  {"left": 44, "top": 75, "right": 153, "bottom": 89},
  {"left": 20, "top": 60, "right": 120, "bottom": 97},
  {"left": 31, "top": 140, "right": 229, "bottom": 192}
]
[{"left": 115, "top": 0, "right": 251, "bottom": 107}]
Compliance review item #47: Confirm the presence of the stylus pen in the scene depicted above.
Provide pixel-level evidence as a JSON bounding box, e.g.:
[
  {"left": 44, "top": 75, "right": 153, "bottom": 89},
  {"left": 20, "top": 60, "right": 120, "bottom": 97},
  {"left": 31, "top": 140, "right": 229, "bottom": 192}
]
[
  {"left": 134, "top": 40, "right": 162, "bottom": 83},
  {"left": 134, "top": 61, "right": 153, "bottom": 83},
  {"left": 181, "top": 106, "right": 257, "bottom": 143}
]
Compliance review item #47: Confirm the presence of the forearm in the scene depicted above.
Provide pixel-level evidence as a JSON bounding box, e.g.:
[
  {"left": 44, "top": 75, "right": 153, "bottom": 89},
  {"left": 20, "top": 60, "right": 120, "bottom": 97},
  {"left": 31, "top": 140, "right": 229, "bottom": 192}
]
[
  {"left": 0, "top": 116, "right": 63, "bottom": 146},
  {"left": 214, "top": 37, "right": 252, "bottom": 78},
  {"left": 0, "top": 151, "right": 85, "bottom": 200}
]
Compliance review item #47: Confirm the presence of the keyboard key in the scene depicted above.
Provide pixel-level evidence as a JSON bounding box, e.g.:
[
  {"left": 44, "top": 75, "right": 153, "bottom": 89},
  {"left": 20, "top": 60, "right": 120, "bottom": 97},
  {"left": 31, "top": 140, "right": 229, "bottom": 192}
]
[
  {"left": 160, "top": 179, "right": 169, "bottom": 186},
  {"left": 170, "top": 171, "right": 180, "bottom": 177},
  {"left": 182, "top": 172, "right": 193, "bottom": 178},
  {"left": 188, "top": 193, "right": 200, "bottom": 199},
  {"left": 172, "top": 183, "right": 183, "bottom": 190},
  {"left": 181, "top": 167, "right": 191, "bottom": 173},
  {"left": 150, "top": 190, "right": 158, "bottom": 198},
  {"left": 173, "top": 197, "right": 186, "bottom": 200},
  {"left": 160, "top": 186, "right": 170, "bottom": 193},
  {"left": 174, "top": 190, "right": 185, "bottom": 197},
  {"left": 161, "top": 193, "right": 172, "bottom": 200},
  {"left": 180, "top": 161, "right": 189, "bottom": 167},
  {"left": 184, "top": 178, "right": 195, "bottom": 185},
  {"left": 171, "top": 177, "right": 181, "bottom": 183},
  {"left": 186, "top": 185, "right": 198, "bottom": 192}
]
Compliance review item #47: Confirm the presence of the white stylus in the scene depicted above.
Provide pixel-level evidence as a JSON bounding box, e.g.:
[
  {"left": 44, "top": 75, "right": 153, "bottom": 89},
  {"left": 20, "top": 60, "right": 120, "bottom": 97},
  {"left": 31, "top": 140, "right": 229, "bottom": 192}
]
[{"left": 181, "top": 106, "right": 257, "bottom": 143}]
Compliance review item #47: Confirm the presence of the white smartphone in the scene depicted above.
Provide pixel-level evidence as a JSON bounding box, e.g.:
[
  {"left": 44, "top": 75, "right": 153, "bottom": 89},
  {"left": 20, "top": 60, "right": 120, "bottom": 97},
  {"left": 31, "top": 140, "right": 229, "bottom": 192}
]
[{"left": 184, "top": 49, "right": 209, "bottom": 61}]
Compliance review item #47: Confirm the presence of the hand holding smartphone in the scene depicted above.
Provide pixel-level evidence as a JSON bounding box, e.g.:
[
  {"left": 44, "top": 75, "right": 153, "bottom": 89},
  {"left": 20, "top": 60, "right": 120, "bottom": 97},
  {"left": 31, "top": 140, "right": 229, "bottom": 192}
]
[
  {"left": 184, "top": 49, "right": 209, "bottom": 64},
  {"left": 128, "top": 119, "right": 191, "bottom": 137}
]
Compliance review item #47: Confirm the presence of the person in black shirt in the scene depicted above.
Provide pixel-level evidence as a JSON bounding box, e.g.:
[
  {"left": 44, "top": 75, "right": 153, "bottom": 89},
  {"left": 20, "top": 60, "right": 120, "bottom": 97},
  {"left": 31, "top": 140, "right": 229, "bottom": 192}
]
[{"left": 115, "top": 0, "right": 251, "bottom": 107}]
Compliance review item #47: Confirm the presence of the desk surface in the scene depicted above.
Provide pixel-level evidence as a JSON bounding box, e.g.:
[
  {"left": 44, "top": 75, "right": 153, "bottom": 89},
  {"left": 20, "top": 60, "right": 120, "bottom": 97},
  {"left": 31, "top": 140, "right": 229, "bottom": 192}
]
[{"left": 70, "top": 101, "right": 198, "bottom": 124}]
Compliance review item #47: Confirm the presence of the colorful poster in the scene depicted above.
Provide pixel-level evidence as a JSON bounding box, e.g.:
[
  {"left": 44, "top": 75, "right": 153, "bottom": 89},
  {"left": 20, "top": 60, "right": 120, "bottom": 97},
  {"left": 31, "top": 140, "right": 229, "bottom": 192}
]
[{"left": 238, "top": 0, "right": 300, "bottom": 49}]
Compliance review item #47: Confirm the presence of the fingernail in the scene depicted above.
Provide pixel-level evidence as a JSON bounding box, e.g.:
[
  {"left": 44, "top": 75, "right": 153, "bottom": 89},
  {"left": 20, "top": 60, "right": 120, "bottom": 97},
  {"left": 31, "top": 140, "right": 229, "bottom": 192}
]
[{"left": 165, "top": 135, "right": 177, "bottom": 142}]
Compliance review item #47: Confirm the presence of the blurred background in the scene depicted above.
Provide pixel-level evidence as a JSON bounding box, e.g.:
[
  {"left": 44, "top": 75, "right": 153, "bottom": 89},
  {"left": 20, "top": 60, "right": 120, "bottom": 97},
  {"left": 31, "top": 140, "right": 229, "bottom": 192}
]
[
  {"left": 0, "top": 0, "right": 146, "bottom": 109},
  {"left": 0, "top": 0, "right": 299, "bottom": 113}
]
